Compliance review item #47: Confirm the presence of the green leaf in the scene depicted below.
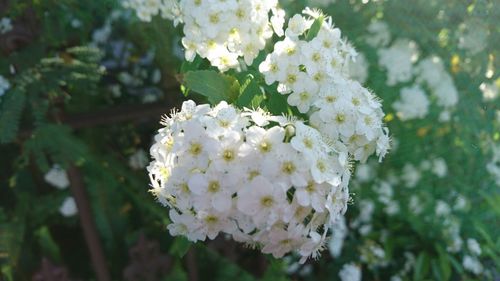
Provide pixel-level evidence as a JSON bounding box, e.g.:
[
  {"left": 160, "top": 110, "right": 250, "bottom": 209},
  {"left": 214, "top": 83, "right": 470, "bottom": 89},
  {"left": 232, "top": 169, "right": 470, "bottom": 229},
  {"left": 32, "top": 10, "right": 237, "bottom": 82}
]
[
  {"left": 169, "top": 237, "right": 191, "bottom": 258},
  {"left": 163, "top": 261, "right": 188, "bottom": 281},
  {"left": 437, "top": 246, "right": 452, "bottom": 281},
  {"left": 305, "top": 15, "right": 325, "bottom": 42},
  {"left": 235, "top": 74, "right": 263, "bottom": 108},
  {"left": 262, "top": 258, "right": 289, "bottom": 281},
  {"left": 180, "top": 55, "right": 203, "bottom": 73},
  {"left": 183, "top": 70, "right": 240, "bottom": 104},
  {"left": 413, "top": 252, "right": 431, "bottom": 281},
  {"left": 0, "top": 89, "right": 26, "bottom": 144},
  {"left": 265, "top": 92, "right": 289, "bottom": 115},
  {"left": 35, "top": 226, "right": 62, "bottom": 262}
]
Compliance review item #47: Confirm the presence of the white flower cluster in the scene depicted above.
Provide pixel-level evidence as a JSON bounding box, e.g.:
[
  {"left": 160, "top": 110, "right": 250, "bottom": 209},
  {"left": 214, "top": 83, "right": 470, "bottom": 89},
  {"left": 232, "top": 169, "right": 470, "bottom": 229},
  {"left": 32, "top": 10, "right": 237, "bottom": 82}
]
[
  {"left": 480, "top": 81, "right": 499, "bottom": 101},
  {"left": 0, "top": 75, "right": 10, "bottom": 97},
  {"left": 365, "top": 20, "right": 459, "bottom": 122},
  {"left": 122, "top": 0, "right": 180, "bottom": 22},
  {"left": 392, "top": 85, "right": 429, "bottom": 121},
  {"left": 378, "top": 39, "right": 419, "bottom": 86},
  {"left": 0, "top": 17, "right": 13, "bottom": 34},
  {"left": 259, "top": 10, "right": 390, "bottom": 163},
  {"left": 415, "top": 56, "right": 459, "bottom": 121},
  {"left": 339, "top": 263, "right": 361, "bottom": 281},
  {"left": 44, "top": 165, "right": 78, "bottom": 217},
  {"left": 146, "top": 0, "right": 284, "bottom": 71},
  {"left": 365, "top": 21, "right": 391, "bottom": 48},
  {"left": 486, "top": 143, "right": 500, "bottom": 186},
  {"left": 148, "top": 100, "right": 353, "bottom": 262}
]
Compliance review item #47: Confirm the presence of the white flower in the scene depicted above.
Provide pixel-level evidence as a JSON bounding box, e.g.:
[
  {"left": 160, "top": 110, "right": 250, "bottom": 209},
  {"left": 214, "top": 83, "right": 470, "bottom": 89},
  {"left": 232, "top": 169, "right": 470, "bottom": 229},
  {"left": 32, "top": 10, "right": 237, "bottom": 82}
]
[
  {"left": 415, "top": 55, "right": 459, "bottom": 115},
  {"left": 129, "top": 149, "right": 149, "bottom": 170},
  {"left": 44, "top": 165, "right": 70, "bottom": 189},
  {"left": 378, "top": 39, "right": 418, "bottom": 86},
  {"left": 401, "top": 163, "right": 421, "bottom": 188},
  {"left": 393, "top": 86, "right": 429, "bottom": 121},
  {"left": 59, "top": 197, "right": 78, "bottom": 217},
  {"left": 354, "top": 162, "right": 375, "bottom": 183},
  {"left": 409, "top": 195, "right": 423, "bottom": 214},
  {"left": 148, "top": 100, "right": 356, "bottom": 262},
  {"left": 347, "top": 52, "right": 369, "bottom": 84},
  {"left": 0, "top": 17, "right": 13, "bottom": 34},
  {"left": 328, "top": 216, "right": 347, "bottom": 257},
  {"left": 135, "top": 0, "right": 283, "bottom": 71},
  {"left": 480, "top": 81, "right": 499, "bottom": 101},
  {"left": 463, "top": 255, "right": 484, "bottom": 275},
  {"left": 339, "top": 263, "right": 362, "bottom": 281},
  {"left": 258, "top": 11, "right": 389, "bottom": 165},
  {"left": 237, "top": 176, "right": 287, "bottom": 227},
  {"left": 431, "top": 158, "right": 447, "bottom": 178},
  {"left": 467, "top": 238, "right": 482, "bottom": 256},
  {"left": 365, "top": 21, "right": 391, "bottom": 47},
  {"left": 435, "top": 200, "right": 451, "bottom": 216},
  {"left": 458, "top": 19, "right": 489, "bottom": 55},
  {"left": 454, "top": 195, "right": 468, "bottom": 211},
  {"left": 285, "top": 14, "right": 311, "bottom": 38},
  {"left": 0, "top": 75, "right": 10, "bottom": 97}
]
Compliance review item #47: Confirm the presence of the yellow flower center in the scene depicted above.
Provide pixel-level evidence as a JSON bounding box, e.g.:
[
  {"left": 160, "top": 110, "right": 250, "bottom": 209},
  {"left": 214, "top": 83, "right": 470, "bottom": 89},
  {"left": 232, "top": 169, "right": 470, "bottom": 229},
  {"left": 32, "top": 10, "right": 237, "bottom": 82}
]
[
  {"left": 208, "top": 181, "right": 220, "bottom": 193},
  {"left": 223, "top": 149, "right": 235, "bottom": 162},
  {"left": 282, "top": 161, "right": 296, "bottom": 174},
  {"left": 260, "top": 196, "right": 274, "bottom": 207},
  {"left": 189, "top": 142, "right": 202, "bottom": 156}
]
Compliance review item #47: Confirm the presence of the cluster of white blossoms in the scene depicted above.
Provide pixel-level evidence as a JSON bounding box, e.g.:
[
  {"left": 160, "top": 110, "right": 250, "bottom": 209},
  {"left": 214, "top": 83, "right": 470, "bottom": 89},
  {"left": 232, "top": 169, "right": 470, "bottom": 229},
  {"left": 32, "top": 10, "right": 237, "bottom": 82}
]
[
  {"left": 486, "top": 143, "right": 500, "bottom": 186},
  {"left": 180, "top": 0, "right": 284, "bottom": 71},
  {"left": 122, "top": 0, "right": 180, "bottom": 22},
  {"left": 378, "top": 39, "right": 419, "bottom": 86},
  {"left": 148, "top": 100, "right": 356, "bottom": 262},
  {"left": 44, "top": 165, "right": 78, "bottom": 217},
  {"left": 392, "top": 86, "right": 429, "bottom": 121},
  {"left": 415, "top": 56, "right": 459, "bottom": 121},
  {"left": 130, "top": 0, "right": 284, "bottom": 71},
  {"left": 0, "top": 75, "right": 10, "bottom": 97},
  {"left": 366, "top": 19, "right": 459, "bottom": 122},
  {"left": 259, "top": 10, "right": 390, "bottom": 163}
]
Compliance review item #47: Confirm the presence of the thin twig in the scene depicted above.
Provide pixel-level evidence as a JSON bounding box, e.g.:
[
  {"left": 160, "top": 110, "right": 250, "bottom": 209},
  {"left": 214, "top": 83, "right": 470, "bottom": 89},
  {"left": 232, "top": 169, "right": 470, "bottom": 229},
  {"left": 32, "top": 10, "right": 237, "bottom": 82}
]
[{"left": 67, "top": 165, "right": 111, "bottom": 281}]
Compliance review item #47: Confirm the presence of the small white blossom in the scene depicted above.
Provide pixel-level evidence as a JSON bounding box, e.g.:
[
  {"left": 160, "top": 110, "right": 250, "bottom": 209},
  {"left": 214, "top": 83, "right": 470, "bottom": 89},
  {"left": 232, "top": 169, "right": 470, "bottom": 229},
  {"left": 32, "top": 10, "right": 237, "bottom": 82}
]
[
  {"left": 432, "top": 158, "right": 447, "bottom": 178},
  {"left": 59, "top": 197, "right": 78, "bottom": 217},
  {"left": 44, "top": 165, "right": 70, "bottom": 189},
  {"left": 0, "top": 17, "right": 13, "bottom": 34},
  {"left": 339, "top": 263, "right": 362, "bottom": 281},
  {"left": 378, "top": 39, "right": 418, "bottom": 86},
  {"left": 0, "top": 75, "right": 10, "bottom": 97},
  {"left": 467, "top": 238, "right": 482, "bottom": 256},
  {"left": 129, "top": 149, "right": 149, "bottom": 170},
  {"left": 463, "top": 255, "right": 484, "bottom": 275},
  {"left": 393, "top": 86, "right": 430, "bottom": 120},
  {"left": 365, "top": 21, "right": 391, "bottom": 48}
]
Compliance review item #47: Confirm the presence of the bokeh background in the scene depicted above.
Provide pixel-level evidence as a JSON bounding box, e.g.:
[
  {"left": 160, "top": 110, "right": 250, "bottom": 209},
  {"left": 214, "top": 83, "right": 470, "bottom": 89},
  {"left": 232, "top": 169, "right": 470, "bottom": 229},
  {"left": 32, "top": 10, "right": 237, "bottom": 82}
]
[{"left": 0, "top": 0, "right": 498, "bottom": 280}]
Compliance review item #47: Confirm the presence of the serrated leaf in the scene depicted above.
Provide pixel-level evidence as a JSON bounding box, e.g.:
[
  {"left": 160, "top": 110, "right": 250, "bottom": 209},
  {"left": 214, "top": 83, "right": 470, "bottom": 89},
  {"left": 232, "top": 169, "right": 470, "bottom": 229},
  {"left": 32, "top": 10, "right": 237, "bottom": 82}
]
[
  {"left": 266, "top": 92, "right": 289, "bottom": 115},
  {"left": 235, "top": 74, "right": 263, "bottom": 108},
  {"left": 169, "top": 237, "right": 191, "bottom": 258},
  {"left": 184, "top": 70, "right": 240, "bottom": 104},
  {"left": 180, "top": 55, "right": 203, "bottom": 73}
]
